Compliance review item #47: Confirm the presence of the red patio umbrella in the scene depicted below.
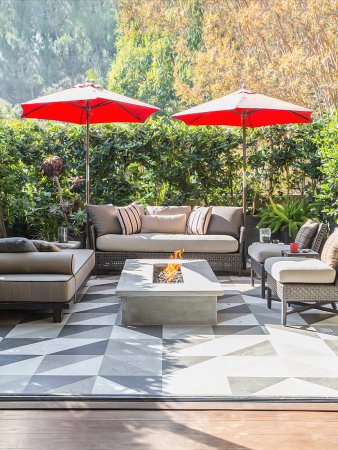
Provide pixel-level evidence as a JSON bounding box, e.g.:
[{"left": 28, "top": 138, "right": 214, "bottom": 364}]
[
  {"left": 172, "top": 89, "right": 313, "bottom": 224},
  {"left": 21, "top": 82, "right": 160, "bottom": 206}
]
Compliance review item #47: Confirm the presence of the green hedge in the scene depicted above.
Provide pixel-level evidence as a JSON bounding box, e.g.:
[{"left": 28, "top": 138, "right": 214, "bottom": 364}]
[{"left": 0, "top": 111, "right": 337, "bottom": 238}]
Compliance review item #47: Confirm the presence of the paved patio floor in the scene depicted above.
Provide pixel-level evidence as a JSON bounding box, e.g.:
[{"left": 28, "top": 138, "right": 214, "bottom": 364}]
[{"left": 0, "top": 275, "right": 338, "bottom": 398}]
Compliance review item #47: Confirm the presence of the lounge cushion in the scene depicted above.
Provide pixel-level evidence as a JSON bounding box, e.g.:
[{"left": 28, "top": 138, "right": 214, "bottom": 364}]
[
  {"left": 141, "top": 214, "right": 186, "bottom": 233},
  {"left": 0, "top": 237, "right": 38, "bottom": 253},
  {"left": 265, "top": 256, "right": 336, "bottom": 284},
  {"left": 295, "top": 220, "right": 319, "bottom": 250},
  {"left": 206, "top": 206, "right": 242, "bottom": 238},
  {"left": 248, "top": 243, "right": 290, "bottom": 262},
  {"left": 0, "top": 252, "right": 75, "bottom": 274},
  {"left": 321, "top": 230, "right": 338, "bottom": 269},
  {"left": 146, "top": 206, "right": 191, "bottom": 220},
  {"left": 96, "top": 233, "right": 239, "bottom": 253}
]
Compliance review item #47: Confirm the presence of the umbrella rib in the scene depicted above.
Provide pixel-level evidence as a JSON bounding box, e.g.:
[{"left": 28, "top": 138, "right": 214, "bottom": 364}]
[
  {"left": 21, "top": 103, "right": 50, "bottom": 117},
  {"left": 113, "top": 101, "right": 143, "bottom": 122},
  {"left": 189, "top": 112, "right": 213, "bottom": 125},
  {"left": 288, "top": 110, "right": 312, "bottom": 121}
]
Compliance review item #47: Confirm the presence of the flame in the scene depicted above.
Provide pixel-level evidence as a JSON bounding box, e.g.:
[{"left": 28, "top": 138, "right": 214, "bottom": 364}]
[{"left": 163, "top": 249, "right": 184, "bottom": 282}]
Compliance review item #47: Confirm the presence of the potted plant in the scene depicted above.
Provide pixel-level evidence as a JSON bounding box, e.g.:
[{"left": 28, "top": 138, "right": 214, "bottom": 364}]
[
  {"left": 38, "top": 156, "right": 86, "bottom": 243},
  {"left": 257, "top": 197, "right": 310, "bottom": 242}
]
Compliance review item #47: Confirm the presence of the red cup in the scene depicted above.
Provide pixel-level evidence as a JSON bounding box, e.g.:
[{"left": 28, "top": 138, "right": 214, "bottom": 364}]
[{"left": 290, "top": 242, "right": 299, "bottom": 253}]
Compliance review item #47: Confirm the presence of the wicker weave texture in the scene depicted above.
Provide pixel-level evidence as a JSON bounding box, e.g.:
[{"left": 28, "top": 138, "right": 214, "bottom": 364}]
[{"left": 267, "top": 272, "right": 338, "bottom": 302}]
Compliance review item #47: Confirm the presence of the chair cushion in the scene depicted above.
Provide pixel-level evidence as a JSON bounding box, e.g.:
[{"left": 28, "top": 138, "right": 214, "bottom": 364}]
[
  {"left": 321, "top": 230, "right": 338, "bottom": 269},
  {"left": 187, "top": 206, "right": 212, "bottom": 235},
  {"left": 96, "top": 233, "right": 239, "bottom": 253},
  {"left": 206, "top": 206, "right": 242, "bottom": 238},
  {"left": 117, "top": 202, "right": 142, "bottom": 235},
  {"left": 295, "top": 220, "right": 319, "bottom": 250},
  {"left": 248, "top": 243, "right": 290, "bottom": 262},
  {"left": 141, "top": 214, "right": 186, "bottom": 233},
  {"left": 0, "top": 237, "right": 38, "bottom": 253},
  {"left": 265, "top": 256, "right": 336, "bottom": 284},
  {"left": 145, "top": 205, "right": 192, "bottom": 220}
]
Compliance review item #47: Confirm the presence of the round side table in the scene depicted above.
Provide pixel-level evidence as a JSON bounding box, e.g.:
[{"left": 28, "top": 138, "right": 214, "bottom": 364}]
[{"left": 54, "top": 240, "right": 81, "bottom": 249}]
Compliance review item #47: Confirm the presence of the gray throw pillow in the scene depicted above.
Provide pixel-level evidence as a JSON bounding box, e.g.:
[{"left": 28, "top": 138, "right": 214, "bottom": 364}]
[
  {"left": 87, "top": 204, "right": 122, "bottom": 236},
  {"left": 0, "top": 237, "right": 38, "bottom": 253},
  {"left": 206, "top": 206, "right": 243, "bottom": 238},
  {"left": 32, "top": 240, "right": 61, "bottom": 252}
]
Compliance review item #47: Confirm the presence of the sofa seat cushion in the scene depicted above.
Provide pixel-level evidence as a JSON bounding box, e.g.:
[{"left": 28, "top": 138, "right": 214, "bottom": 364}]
[
  {"left": 96, "top": 233, "right": 239, "bottom": 253},
  {"left": 248, "top": 243, "right": 290, "bottom": 263},
  {"left": 265, "top": 256, "right": 336, "bottom": 284}
]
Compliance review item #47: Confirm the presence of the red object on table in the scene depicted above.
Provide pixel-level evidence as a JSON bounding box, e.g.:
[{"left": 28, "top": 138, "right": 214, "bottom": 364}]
[{"left": 290, "top": 242, "right": 299, "bottom": 253}]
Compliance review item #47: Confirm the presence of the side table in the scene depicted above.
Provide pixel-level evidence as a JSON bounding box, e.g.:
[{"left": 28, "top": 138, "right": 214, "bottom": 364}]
[
  {"left": 54, "top": 240, "right": 81, "bottom": 250},
  {"left": 281, "top": 249, "right": 319, "bottom": 258}
]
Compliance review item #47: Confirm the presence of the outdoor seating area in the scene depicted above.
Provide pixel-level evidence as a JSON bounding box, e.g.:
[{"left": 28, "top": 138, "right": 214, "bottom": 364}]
[{"left": 1, "top": 2, "right": 337, "bottom": 449}]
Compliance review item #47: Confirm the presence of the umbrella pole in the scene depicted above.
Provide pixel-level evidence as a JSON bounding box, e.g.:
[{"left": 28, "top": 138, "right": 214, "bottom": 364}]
[
  {"left": 85, "top": 105, "right": 90, "bottom": 247},
  {"left": 242, "top": 112, "right": 247, "bottom": 227}
]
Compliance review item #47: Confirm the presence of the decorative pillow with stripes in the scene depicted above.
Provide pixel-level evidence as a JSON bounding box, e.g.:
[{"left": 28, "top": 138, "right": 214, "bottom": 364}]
[
  {"left": 295, "top": 219, "right": 319, "bottom": 250},
  {"left": 117, "top": 202, "right": 142, "bottom": 235},
  {"left": 186, "top": 206, "right": 212, "bottom": 235}
]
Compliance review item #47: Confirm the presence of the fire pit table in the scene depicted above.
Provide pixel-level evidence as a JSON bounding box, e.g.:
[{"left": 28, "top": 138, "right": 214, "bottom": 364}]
[{"left": 115, "top": 259, "right": 224, "bottom": 325}]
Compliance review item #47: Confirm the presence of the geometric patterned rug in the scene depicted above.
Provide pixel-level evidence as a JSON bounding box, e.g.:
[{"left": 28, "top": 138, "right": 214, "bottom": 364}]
[{"left": 1, "top": 275, "right": 338, "bottom": 399}]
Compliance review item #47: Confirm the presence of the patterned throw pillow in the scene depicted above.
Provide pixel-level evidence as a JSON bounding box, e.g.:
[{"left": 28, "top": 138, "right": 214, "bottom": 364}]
[
  {"left": 117, "top": 202, "right": 142, "bottom": 235},
  {"left": 295, "top": 220, "right": 319, "bottom": 250},
  {"left": 32, "top": 240, "right": 60, "bottom": 252},
  {"left": 321, "top": 230, "right": 338, "bottom": 269},
  {"left": 187, "top": 206, "right": 212, "bottom": 235}
]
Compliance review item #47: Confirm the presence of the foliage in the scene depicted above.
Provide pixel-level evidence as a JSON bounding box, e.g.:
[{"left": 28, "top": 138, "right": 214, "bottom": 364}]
[
  {"left": 0, "top": 0, "right": 117, "bottom": 105},
  {"left": 109, "top": 0, "right": 337, "bottom": 112},
  {"left": 257, "top": 198, "right": 310, "bottom": 238},
  {"left": 0, "top": 112, "right": 336, "bottom": 239},
  {"left": 312, "top": 110, "right": 338, "bottom": 222}
]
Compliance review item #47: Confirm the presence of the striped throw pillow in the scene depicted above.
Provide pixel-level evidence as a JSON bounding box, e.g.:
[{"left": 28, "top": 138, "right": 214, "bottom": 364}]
[
  {"left": 295, "top": 220, "right": 319, "bottom": 250},
  {"left": 117, "top": 202, "right": 142, "bottom": 235},
  {"left": 187, "top": 206, "right": 212, "bottom": 235}
]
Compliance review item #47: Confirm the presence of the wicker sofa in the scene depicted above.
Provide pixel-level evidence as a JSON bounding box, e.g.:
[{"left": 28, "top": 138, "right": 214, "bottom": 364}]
[{"left": 88, "top": 205, "right": 245, "bottom": 274}]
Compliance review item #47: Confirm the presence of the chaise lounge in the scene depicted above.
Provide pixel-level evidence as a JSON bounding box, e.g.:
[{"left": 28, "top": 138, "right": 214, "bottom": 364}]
[{"left": 0, "top": 240, "right": 95, "bottom": 322}]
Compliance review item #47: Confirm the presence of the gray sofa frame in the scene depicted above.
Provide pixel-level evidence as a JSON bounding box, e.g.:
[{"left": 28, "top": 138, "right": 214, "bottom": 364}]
[{"left": 90, "top": 225, "right": 246, "bottom": 275}]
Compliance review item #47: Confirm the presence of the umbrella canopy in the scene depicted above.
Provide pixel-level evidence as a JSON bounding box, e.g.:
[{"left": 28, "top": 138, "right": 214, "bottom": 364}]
[
  {"left": 172, "top": 89, "right": 313, "bottom": 223},
  {"left": 21, "top": 82, "right": 160, "bottom": 124},
  {"left": 21, "top": 82, "right": 159, "bottom": 244}
]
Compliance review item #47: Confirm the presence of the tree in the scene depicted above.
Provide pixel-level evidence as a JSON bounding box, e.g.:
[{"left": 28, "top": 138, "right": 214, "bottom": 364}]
[
  {"left": 109, "top": 0, "right": 337, "bottom": 112},
  {"left": 0, "top": 0, "right": 117, "bottom": 104}
]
